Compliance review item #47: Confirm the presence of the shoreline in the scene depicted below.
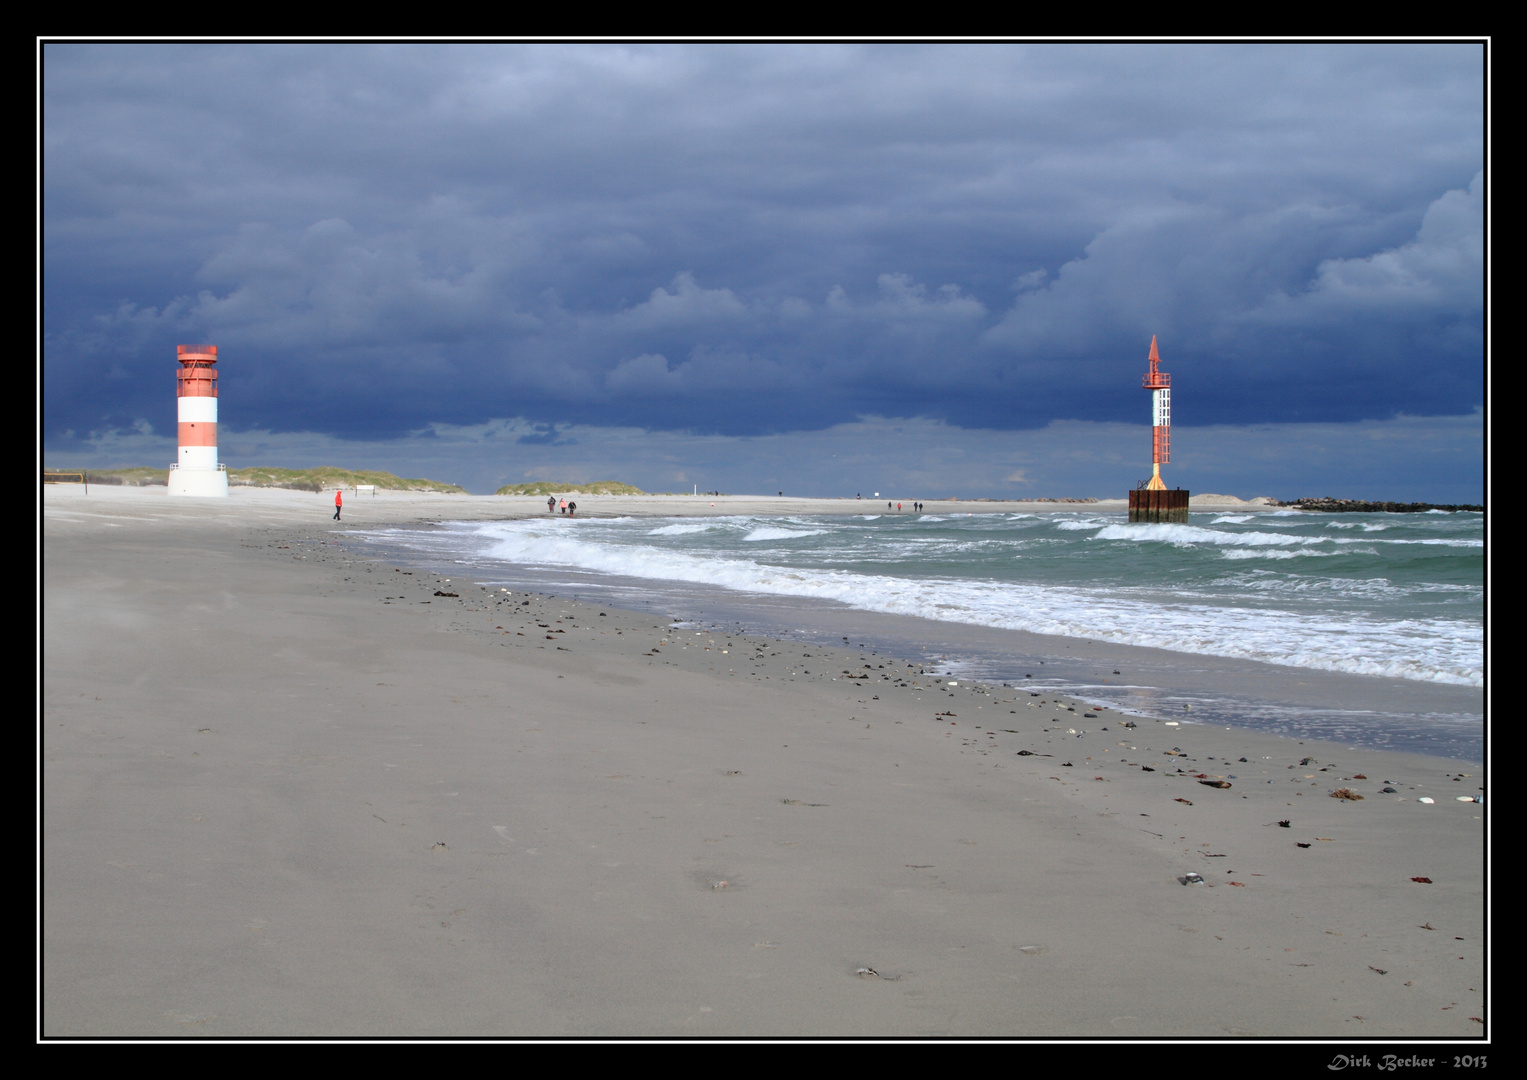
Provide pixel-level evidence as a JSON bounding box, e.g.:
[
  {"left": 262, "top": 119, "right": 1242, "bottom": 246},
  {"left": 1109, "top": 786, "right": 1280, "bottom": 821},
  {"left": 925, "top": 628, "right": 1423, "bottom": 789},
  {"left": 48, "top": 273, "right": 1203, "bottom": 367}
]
[
  {"left": 43, "top": 483, "right": 1286, "bottom": 516},
  {"left": 42, "top": 485, "right": 1488, "bottom": 1036}
]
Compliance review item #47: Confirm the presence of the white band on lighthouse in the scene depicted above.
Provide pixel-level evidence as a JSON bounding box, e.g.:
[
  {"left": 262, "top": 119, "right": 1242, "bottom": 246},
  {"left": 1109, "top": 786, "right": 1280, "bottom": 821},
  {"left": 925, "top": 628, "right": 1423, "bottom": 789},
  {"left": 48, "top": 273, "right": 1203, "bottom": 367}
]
[
  {"left": 178, "top": 396, "right": 218, "bottom": 423},
  {"left": 179, "top": 446, "right": 219, "bottom": 470},
  {"left": 1153, "top": 387, "right": 1171, "bottom": 429}
]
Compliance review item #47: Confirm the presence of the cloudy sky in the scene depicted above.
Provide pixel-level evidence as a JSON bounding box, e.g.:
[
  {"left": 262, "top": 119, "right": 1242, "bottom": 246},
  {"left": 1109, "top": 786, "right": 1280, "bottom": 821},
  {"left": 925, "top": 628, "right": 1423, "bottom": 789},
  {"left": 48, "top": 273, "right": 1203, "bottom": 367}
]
[{"left": 42, "top": 43, "right": 1485, "bottom": 500}]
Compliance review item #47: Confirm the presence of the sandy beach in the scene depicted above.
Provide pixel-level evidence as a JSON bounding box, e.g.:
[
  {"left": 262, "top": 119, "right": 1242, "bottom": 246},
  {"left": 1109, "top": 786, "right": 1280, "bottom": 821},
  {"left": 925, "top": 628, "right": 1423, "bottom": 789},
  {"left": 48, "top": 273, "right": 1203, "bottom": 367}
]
[{"left": 41, "top": 486, "right": 1486, "bottom": 1038}]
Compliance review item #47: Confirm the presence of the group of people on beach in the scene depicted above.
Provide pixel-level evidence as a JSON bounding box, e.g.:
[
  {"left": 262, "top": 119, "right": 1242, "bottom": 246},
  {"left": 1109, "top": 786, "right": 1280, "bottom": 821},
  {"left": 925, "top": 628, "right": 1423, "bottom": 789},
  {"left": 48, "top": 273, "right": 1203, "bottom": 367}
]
[{"left": 547, "top": 496, "right": 577, "bottom": 516}]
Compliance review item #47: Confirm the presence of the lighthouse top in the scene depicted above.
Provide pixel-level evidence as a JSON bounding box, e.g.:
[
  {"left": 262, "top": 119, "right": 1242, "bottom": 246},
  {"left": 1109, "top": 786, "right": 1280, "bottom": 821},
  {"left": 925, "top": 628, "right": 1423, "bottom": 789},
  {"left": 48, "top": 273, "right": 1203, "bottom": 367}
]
[
  {"left": 177, "top": 345, "right": 218, "bottom": 364},
  {"left": 1141, "top": 335, "right": 1170, "bottom": 389}
]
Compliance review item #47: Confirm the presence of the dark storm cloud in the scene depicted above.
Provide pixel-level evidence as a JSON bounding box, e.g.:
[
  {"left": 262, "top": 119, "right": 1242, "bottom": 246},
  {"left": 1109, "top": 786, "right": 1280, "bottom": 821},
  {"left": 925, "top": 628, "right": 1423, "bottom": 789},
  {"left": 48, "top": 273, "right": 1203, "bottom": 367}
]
[{"left": 43, "top": 43, "right": 1483, "bottom": 445}]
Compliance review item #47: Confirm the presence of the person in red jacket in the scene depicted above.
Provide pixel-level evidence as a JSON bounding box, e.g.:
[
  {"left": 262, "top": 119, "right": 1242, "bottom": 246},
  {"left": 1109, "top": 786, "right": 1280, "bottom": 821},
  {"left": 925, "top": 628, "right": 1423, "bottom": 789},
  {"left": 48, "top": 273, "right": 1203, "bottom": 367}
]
[{"left": 333, "top": 488, "right": 342, "bottom": 521}]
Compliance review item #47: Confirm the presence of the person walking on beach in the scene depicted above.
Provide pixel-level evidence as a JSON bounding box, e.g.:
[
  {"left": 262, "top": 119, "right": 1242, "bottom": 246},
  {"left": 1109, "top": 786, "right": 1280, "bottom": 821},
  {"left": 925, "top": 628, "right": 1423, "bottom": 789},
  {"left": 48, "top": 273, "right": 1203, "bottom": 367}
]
[
  {"left": 568, "top": 501, "right": 576, "bottom": 517},
  {"left": 548, "top": 495, "right": 556, "bottom": 514},
  {"left": 559, "top": 498, "right": 567, "bottom": 515},
  {"left": 333, "top": 488, "right": 342, "bottom": 521}
]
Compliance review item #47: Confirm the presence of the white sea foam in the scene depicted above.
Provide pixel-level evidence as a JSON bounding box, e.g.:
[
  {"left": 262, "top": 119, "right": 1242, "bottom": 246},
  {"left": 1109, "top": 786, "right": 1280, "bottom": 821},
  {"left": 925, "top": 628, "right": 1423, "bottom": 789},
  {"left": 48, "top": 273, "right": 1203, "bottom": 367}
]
[
  {"left": 403, "top": 517, "right": 1482, "bottom": 687},
  {"left": 1054, "top": 517, "right": 1111, "bottom": 531},
  {"left": 1219, "top": 547, "right": 1341, "bottom": 560},
  {"left": 1093, "top": 523, "right": 1326, "bottom": 547},
  {"left": 1361, "top": 537, "right": 1483, "bottom": 548},
  {"left": 743, "top": 527, "right": 828, "bottom": 542},
  {"left": 648, "top": 522, "right": 719, "bottom": 536}
]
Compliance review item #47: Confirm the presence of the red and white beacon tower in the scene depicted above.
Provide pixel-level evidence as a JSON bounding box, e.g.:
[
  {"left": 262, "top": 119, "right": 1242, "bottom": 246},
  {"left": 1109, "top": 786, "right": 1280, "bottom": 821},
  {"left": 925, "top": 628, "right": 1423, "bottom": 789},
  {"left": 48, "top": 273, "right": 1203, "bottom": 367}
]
[
  {"left": 1127, "top": 335, "right": 1188, "bottom": 523},
  {"left": 167, "top": 344, "right": 228, "bottom": 497},
  {"left": 1143, "top": 334, "right": 1171, "bottom": 491}
]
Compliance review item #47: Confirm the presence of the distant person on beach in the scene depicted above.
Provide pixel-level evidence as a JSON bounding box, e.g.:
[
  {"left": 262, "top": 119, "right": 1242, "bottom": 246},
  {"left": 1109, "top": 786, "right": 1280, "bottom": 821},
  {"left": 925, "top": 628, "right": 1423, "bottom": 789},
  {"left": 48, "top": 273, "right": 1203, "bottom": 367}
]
[
  {"left": 560, "top": 498, "right": 567, "bottom": 515},
  {"left": 333, "top": 488, "right": 342, "bottom": 521},
  {"left": 568, "top": 501, "right": 576, "bottom": 517},
  {"left": 548, "top": 496, "right": 556, "bottom": 514}
]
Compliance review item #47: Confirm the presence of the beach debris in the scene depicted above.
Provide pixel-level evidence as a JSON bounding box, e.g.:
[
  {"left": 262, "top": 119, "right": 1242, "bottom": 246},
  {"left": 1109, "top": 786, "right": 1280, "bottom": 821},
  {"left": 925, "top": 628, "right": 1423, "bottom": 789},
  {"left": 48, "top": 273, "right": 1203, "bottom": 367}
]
[
  {"left": 1277, "top": 820, "right": 1291, "bottom": 828},
  {"left": 1017, "top": 945, "right": 1049, "bottom": 955},
  {"left": 1178, "top": 873, "right": 1205, "bottom": 886},
  {"left": 855, "top": 966, "right": 900, "bottom": 980},
  {"left": 1199, "top": 780, "right": 1232, "bottom": 789},
  {"left": 1410, "top": 877, "right": 1433, "bottom": 884},
  {"left": 1382, "top": 787, "right": 1398, "bottom": 793},
  {"left": 712, "top": 880, "right": 729, "bottom": 890},
  {"left": 1330, "top": 787, "right": 1363, "bottom": 800},
  {"left": 1228, "top": 881, "right": 1245, "bottom": 887},
  {"left": 1456, "top": 795, "right": 1479, "bottom": 802},
  {"left": 1297, "top": 842, "right": 1311, "bottom": 848},
  {"left": 1369, "top": 966, "right": 1388, "bottom": 975},
  {"left": 1352, "top": 773, "right": 1367, "bottom": 780},
  {"left": 1300, "top": 757, "right": 1316, "bottom": 766},
  {"left": 433, "top": 590, "right": 458, "bottom": 597},
  {"left": 1175, "top": 798, "right": 1193, "bottom": 805},
  {"left": 1418, "top": 797, "right": 1435, "bottom": 804},
  {"left": 1420, "top": 922, "right": 1435, "bottom": 930}
]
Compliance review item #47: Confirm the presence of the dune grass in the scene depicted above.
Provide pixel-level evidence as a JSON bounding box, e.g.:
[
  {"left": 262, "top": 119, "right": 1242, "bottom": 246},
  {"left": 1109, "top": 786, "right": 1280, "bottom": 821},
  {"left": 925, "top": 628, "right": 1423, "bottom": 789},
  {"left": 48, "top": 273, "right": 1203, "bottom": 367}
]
[{"left": 494, "top": 481, "right": 647, "bottom": 496}]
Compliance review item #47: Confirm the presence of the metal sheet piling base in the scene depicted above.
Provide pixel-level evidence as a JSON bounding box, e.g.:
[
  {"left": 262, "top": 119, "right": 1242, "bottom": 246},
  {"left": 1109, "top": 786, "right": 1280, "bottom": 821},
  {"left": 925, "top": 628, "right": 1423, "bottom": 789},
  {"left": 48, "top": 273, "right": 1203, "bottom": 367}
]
[{"left": 1128, "top": 488, "right": 1189, "bottom": 523}]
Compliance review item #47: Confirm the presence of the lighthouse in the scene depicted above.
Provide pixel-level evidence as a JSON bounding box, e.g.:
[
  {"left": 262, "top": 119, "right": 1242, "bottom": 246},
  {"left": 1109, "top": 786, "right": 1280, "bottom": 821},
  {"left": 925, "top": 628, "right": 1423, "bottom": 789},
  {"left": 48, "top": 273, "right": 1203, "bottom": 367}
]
[
  {"left": 1127, "top": 335, "right": 1188, "bottom": 522},
  {"left": 167, "top": 344, "right": 228, "bottom": 497}
]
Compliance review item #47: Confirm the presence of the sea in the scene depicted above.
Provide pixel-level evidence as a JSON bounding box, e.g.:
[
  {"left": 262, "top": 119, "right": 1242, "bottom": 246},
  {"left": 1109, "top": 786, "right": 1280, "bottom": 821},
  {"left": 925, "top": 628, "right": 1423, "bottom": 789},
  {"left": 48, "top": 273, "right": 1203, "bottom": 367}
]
[{"left": 350, "top": 507, "right": 1485, "bottom": 762}]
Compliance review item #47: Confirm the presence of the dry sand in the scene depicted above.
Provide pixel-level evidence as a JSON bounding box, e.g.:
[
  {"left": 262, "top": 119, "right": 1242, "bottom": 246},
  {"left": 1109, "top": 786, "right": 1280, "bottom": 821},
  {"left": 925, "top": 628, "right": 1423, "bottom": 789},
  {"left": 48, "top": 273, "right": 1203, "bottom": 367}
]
[{"left": 41, "top": 486, "right": 1487, "bottom": 1038}]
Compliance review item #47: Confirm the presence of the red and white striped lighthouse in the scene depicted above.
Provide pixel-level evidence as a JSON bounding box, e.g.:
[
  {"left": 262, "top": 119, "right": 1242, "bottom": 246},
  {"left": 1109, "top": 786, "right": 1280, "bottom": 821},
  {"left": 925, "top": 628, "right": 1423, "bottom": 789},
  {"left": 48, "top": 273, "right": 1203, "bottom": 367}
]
[
  {"left": 167, "top": 344, "right": 228, "bottom": 497},
  {"left": 1142, "top": 334, "right": 1171, "bottom": 491}
]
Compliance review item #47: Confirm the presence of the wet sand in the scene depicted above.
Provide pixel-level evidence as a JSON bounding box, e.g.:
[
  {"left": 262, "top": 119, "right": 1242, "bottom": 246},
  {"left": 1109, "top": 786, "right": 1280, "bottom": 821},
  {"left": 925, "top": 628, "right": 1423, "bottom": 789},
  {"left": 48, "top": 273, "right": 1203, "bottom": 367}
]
[{"left": 41, "top": 486, "right": 1487, "bottom": 1037}]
